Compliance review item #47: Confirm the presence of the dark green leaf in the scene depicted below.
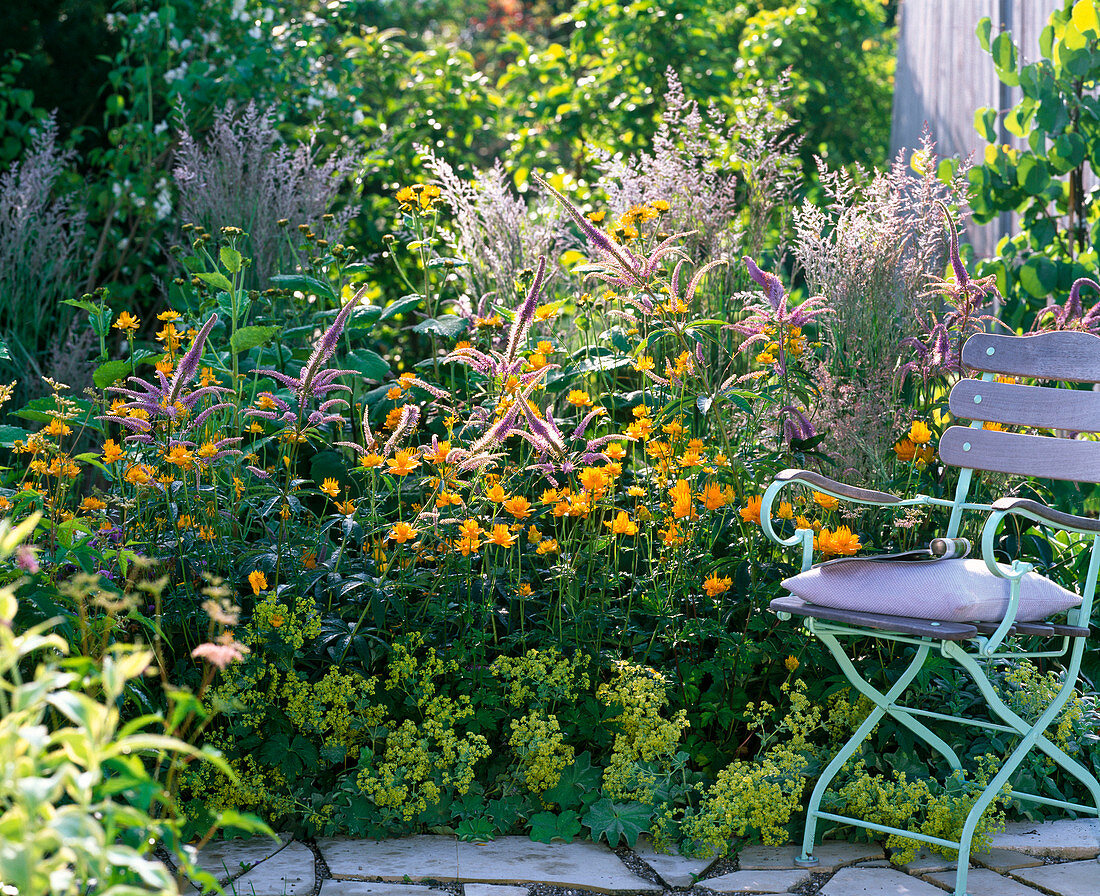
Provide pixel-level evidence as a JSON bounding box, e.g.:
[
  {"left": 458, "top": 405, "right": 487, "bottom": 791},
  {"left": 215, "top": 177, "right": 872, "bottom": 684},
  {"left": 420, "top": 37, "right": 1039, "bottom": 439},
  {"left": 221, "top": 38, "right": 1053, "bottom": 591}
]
[
  {"left": 411, "top": 315, "right": 468, "bottom": 339},
  {"left": 230, "top": 325, "right": 281, "bottom": 353},
  {"left": 380, "top": 294, "right": 422, "bottom": 320},
  {"left": 93, "top": 360, "right": 134, "bottom": 389},
  {"left": 195, "top": 271, "right": 234, "bottom": 293},
  {"left": 269, "top": 274, "right": 336, "bottom": 301},
  {"left": 343, "top": 348, "right": 390, "bottom": 382}
]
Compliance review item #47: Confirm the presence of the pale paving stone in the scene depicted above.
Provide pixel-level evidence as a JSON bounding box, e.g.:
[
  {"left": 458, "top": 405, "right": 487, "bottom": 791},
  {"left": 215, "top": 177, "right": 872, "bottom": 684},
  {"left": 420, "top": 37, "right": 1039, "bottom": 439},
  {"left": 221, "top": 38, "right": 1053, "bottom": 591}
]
[
  {"left": 226, "top": 841, "right": 315, "bottom": 896},
  {"left": 991, "top": 820, "right": 1100, "bottom": 859},
  {"left": 317, "top": 836, "right": 661, "bottom": 893},
  {"left": 463, "top": 886, "right": 529, "bottom": 896},
  {"left": 318, "top": 883, "right": 449, "bottom": 896},
  {"left": 632, "top": 836, "right": 716, "bottom": 888},
  {"left": 737, "top": 840, "right": 885, "bottom": 872},
  {"left": 925, "top": 868, "right": 1046, "bottom": 896},
  {"left": 701, "top": 869, "right": 810, "bottom": 893},
  {"left": 819, "top": 867, "right": 945, "bottom": 896},
  {"left": 971, "top": 848, "right": 1044, "bottom": 873},
  {"left": 1014, "top": 859, "right": 1100, "bottom": 896},
  {"left": 899, "top": 848, "right": 955, "bottom": 875}
]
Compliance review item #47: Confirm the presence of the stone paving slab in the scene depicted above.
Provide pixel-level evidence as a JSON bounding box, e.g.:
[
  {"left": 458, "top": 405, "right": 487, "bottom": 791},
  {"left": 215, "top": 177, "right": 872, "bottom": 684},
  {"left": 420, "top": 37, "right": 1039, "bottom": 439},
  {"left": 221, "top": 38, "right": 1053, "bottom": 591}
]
[
  {"left": 925, "top": 867, "right": 1046, "bottom": 896},
  {"left": 1013, "top": 859, "right": 1100, "bottom": 896},
  {"left": 992, "top": 820, "right": 1100, "bottom": 859},
  {"left": 228, "top": 841, "right": 315, "bottom": 896},
  {"left": 317, "top": 836, "right": 662, "bottom": 893},
  {"left": 898, "top": 848, "right": 955, "bottom": 875},
  {"left": 970, "top": 847, "right": 1043, "bottom": 874},
  {"left": 819, "top": 867, "right": 944, "bottom": 895},
  {"left": 737, "top": 841, "right": 884, "bottom": 873},
  {"left": 463, "top": 886, "right": 529, "bottom": 896},
  {"left": 632, "top": 837, "right": 715, "bottom": 888},
  {"left": 319, "top": 883, "right": 450, "bottom": 896},
  {"left": 700, "top": 869, "right": 810, "bottom": 893}
]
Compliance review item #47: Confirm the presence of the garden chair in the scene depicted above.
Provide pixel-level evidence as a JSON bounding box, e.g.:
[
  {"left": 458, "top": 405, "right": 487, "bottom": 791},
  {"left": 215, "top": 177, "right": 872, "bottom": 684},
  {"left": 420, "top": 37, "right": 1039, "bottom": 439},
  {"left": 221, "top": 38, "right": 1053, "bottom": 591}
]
[{"left": 760, "top": 330, "right": 1100, "bottom": 896}]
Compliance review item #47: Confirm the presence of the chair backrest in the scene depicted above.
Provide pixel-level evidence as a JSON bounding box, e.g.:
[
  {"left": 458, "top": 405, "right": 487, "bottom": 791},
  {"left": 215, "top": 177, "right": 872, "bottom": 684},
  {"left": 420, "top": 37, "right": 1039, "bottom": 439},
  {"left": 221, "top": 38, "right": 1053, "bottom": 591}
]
[{"left": 940, "top": 331, "right": 1100, "bottom": 482}]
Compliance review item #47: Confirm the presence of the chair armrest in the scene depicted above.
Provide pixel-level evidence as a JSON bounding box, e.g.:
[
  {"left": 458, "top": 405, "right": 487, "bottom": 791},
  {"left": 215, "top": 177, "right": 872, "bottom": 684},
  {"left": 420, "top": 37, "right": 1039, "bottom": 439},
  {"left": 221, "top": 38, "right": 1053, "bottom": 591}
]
[
  {"left": 990, "top": 496, "right": 1100, "bottom": 535},
  {"left": 771, "top": 469, "right": 903, "bottom": 505},
  {"left": 761, "top": 470, "right": 905, "bottom": 565}
]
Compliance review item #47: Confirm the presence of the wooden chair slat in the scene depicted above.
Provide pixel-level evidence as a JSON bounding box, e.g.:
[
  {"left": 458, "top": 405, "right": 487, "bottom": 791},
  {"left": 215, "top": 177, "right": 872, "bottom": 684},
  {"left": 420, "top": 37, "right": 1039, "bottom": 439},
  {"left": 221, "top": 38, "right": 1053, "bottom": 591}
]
[
  {"left": 769, "top": 596, "right": 979, "bottom": 640},
  {"left": 939, "top": 425, "right": 1100, "bottom": 482},
  {"left": 949, "top": 379, "right": 1100, "bottom": 431},
  {"left": 961, "top": 331, "right": 1100, "bottom": 382}
]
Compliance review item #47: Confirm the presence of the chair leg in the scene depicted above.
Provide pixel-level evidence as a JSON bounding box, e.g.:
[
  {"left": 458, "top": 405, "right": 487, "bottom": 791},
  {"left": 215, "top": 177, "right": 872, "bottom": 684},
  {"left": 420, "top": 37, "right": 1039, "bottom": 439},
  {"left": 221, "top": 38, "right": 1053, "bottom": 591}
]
[
  {"left": 821, "top": 630, "right": 963, "bottom": 773},
  {"left": 945, "top": 640, "right": 1100, "bottom": 815},
  {"left": 797, "top": 635, "right": 933, "bottom": 865}
]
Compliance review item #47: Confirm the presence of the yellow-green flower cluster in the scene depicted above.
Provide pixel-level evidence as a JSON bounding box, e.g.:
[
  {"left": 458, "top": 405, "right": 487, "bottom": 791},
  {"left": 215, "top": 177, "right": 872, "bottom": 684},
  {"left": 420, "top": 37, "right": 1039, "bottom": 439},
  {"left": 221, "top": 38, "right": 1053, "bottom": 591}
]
[
  {"left": 836, "top": 756, "right": 1010, "bottom": 864},
  {"left": 248, "top": 591, "right": 322, "bottom": 650},
  {"left": 490, "top": 647, "right": 590, "bottom": 708},
  {"left": 1000, "top": 661, "right": 1085, "bottom": 751},
  {"left": 509, "top": 712, "right": 574, "bottom": 793},
  {"left": 597, "top": 660, "right": 688, "bottom": 801},
  {"left": 356, "top": 634, "right": 491, "bottom": 821},
  {"left": 281, "top": 667, "right": 384, "bottom": 758}
]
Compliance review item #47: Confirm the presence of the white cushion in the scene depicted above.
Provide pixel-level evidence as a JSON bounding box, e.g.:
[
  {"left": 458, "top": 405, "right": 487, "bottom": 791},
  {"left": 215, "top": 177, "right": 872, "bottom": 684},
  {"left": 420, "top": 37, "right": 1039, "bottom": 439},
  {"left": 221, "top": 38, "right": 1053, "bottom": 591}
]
[{"left": 782, "top": 558, "right": 1081, "bottom": 623}]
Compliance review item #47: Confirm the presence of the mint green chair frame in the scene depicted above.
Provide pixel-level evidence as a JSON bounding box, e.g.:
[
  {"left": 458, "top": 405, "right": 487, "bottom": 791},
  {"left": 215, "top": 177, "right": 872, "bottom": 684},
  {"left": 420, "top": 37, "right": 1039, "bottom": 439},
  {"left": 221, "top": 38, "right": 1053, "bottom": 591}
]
[{"left": 760, "top": 331, "right": 1100, "bottom": 896}]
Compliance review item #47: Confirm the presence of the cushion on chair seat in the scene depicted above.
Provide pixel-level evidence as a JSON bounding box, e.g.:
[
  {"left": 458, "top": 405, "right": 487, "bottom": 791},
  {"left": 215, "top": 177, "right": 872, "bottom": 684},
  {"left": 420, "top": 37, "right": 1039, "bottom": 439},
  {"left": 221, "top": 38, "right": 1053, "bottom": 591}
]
[{"left": 781, "top": 558, "right": 1081, "bottom": 623}]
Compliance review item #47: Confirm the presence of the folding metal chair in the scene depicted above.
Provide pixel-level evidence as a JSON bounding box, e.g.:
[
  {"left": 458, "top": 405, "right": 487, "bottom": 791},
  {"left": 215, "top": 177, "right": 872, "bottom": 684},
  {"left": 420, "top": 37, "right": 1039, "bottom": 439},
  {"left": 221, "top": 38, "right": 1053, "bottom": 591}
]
[{"left": 759, "top": 330, "right": 1100, "bottom": 896}]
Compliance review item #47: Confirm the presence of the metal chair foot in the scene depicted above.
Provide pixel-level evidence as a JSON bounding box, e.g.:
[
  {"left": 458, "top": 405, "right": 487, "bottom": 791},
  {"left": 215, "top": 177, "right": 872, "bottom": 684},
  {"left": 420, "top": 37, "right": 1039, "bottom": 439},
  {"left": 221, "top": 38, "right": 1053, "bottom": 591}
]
[{"left": 794, "top": 856, "right": 820, "bottom": 868}]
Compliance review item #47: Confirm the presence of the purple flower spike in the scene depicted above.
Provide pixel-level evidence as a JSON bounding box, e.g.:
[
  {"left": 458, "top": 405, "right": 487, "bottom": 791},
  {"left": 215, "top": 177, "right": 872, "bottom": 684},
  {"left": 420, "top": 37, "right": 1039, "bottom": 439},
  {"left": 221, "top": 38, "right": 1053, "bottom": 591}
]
[
  {"left": 743, "top": 256, "right": 785, "bottom": 312},
  {"left": 504, "top": 255, "right": 547, "bottom": 366}
]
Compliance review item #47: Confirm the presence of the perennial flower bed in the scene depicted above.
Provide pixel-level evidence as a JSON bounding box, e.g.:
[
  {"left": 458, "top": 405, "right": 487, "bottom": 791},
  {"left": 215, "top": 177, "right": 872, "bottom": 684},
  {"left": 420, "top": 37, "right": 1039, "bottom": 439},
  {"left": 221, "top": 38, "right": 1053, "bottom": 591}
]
[{"left": 5, "top": 3, "right": 1100, "bottom": 892}]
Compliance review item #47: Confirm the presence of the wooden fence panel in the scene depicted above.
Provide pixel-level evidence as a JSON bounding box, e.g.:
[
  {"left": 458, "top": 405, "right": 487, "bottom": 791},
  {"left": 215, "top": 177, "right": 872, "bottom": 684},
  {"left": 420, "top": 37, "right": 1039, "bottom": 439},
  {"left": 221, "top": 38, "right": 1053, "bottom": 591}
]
[{"left": 889, "top": 0, "right": 1060, "bottom": 259}]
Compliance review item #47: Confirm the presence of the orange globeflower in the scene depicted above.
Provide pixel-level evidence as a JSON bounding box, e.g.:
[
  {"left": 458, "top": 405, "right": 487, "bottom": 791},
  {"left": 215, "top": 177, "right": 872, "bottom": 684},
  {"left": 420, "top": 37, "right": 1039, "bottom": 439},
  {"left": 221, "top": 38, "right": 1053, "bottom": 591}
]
[
  {"left": 113, "top": 311, "right": 140, "bottom": 332},
  {"left": 908, "top": 420, "right": 933, "bottom": 445},
  {"left": 487, "top": 524, "right": 518, "bottom": 548},
  {"left": 670, "top": 479, "right": 693, "bottom": 519},
  {"left": 604, "top": 511, "right": 638, "bottom": 537},
  {"left": 80, "top": 496, "right": 107, "bottom": 512},
  {"left": 164, "top": 444, "right": 195, "bottom": 469},
  {"left": 535, "top": 538, "right": 559, "bottom": 555},
  {"left": 101, "top": 439, "right": 125, "bottom": 464},
  {"left": 335, "top": 499, "right": 356, "bottom": 516},
  {"left": 424, "top": 441, "right": 452, "bottom": 464},
  {"left": 740, "top": 495, "right": 763, "bottom": 525},
  {"left": 567, "top": 390, "right": 593, "bottom": 408},
  {"left": 700, "top": 483, "right": 728, "bottom": 511},
  {"left": 503, "top": 496, "right": 532, "bottom": 520},
  {"left": 387, "top": 449, "right": 420, "bottom": 476},
  {"left": 389, "top": 521, "right": 418, "bottom": 543},
  {"left": 894, "top": 438, "right": 916, "bottom": 462},
  {"left": 703, "top": 572, "right": 733, "bottom": 598},
  {"left": 484, "top": 483, "right": 507, "bottom": 503},
  {"left": 248, "top": 570, "right": 268, "bottom": 594},
  {"left": 320, "top": 478, "right": 340, "bottom": 498},
  {"left": 124, "top": 464, "right": 153, "bottom": 486},
  {"left": 812, "top": 491, "right": 839, "bottom": 511},
  {"left": 660, "top": 522, "right": 686, "bottom": 547},
  {"left": 360, "top": 452, "right": 384, "bottom": 469}
]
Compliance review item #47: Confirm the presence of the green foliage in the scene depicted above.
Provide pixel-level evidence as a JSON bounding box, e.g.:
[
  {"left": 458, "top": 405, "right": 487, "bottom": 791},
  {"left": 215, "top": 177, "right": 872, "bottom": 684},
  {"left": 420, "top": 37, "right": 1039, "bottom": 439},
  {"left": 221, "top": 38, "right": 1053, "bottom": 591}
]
[
  {"left": 0, "top": 516, "right": 272, "bottom": 894},
  {"left": 970, "top": 0, "right": 1100, "bottom": 328}
]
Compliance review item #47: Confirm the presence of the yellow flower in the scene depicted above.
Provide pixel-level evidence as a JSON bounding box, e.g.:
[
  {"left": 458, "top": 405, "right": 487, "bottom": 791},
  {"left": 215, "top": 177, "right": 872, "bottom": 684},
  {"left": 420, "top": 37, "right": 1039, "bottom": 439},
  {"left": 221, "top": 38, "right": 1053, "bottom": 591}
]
[
  {"left": 740, "top": 495, "right": 763, "bottom": 525},
  {"left": 908, "top": 420, "right": 933, "bottom": 445},
  {"left": 248, "top": 570, "right": 268, "bottom": 594},
  {"left": 894, "top": 438, "right": 916, "bottom": 462},
  {"left": 604, "top": 511, "right": 639, "bottom": 537},
  {"left": 703, "top": 572, "right": 733, "bottom": 598},
  {"left": 112, "top": 311, "right": 140, "bottom": 332},
  {"left": 634, "top": 355, "right": 655, "bottom": 373},
  {"left": 360, "top": 452, "right": 384, "bottom": 469},
  {"left": 80, "top": 496, "right": 107, "bottom": 512},
  {"left": 785, "top": 655, "right": 800, "bottom": 672},
  {"left": 389, "top": 521, "right": 418, "bottom": 543},
  {"left": 101, "top": 439, "right": 125, "bottom": 465},
  {"left": 320, "top": 478, "right": 340, "bottom": 498},
  {"left": 335, "top": 499, "right": 356, "bottom": 516},
  {"left": 517, "top": 583, "right": 533, "bottom": 596},
  {"left": 387, "top": 449, "right": 420, "bottom": 476},
  {"left": 487, "top": 524, "right": 518, "bottom": 548},
  {"left": 164, "top": 444, "right": 195, "bottom": 469},
  {"left": 777, "top": 502, "right": 794, "bottom": 520},
  {"left": 567, "top": 389, "right": 593, "bottom": 408},
  {"left": 485, "top": 483, "right": 507, "bottom": 503},
  {"left": 812, "top": 491, "right": 839, "bottom": 511},
  {"left": 535, "top": 538, "right": 559, "bottom": 555},
  {"left": 700, "top": 483, "right": 728, "bottom": 511},
  {"left": 818, "top": 526, "right": 861, "bottom": 556},
  {"left": 503, "top": 496, "right": 532, "bottom": 520},
  {"left": 670, "top": 479, "right": 694, "bottom": 520}
]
